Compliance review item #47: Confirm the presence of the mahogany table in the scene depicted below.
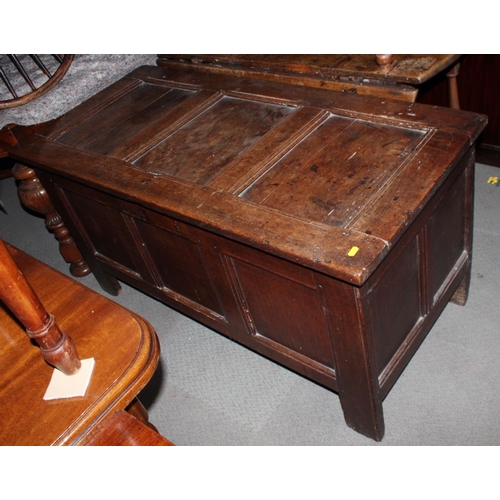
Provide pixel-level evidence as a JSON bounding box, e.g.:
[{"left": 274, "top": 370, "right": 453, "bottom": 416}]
[
  {"left": 9, "top": 65, "right": 487, "bottom": 440},
  {"left": 0, "top": 243, "right": 171, "bottom": 446}
]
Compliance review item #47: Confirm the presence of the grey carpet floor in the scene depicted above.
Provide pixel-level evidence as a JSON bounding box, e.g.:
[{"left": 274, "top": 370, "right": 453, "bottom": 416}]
[
  {"left": 1, "top": 162, "right": 499, "bottom": 446},
  {"left": 0, "top": 55, "right": 158, "bottom": 129}
]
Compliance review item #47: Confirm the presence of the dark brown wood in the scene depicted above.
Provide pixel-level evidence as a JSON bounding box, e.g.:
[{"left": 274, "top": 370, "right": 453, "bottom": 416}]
[
  {"left": 9, "top": 65, "right": 487, "bottom": 441},
  {"left": 0, "top": 243, "right": 164, "bottom": 446},
  {"left": 417, "top": 54, "right": 500, "bottom": 166},
  {"left": 11, "top": 162, "right": 91, "bottom": 278},
  {"left": 1, "top": 122, "right": 50, "bottom": 161},
  {"left": 157, "top": 54, "right": 461, "bottom": 104},
  {"left": 476, "top": 145, "right": 500, "bottom": 167},
  {"left": 446, "top": 62, "right": 461, "bottom": 109},
  {"left": 157, "top": 54, "right": 420, "bottom": 102},
  {"left": 158, "top": 54, "right": 460, "bottom": 84},
  {"left": 0, "top": 238, "right": 81, "bottom": 375},
  {"left": 375, "top": 54, "right": 394, "bottom": 72}
]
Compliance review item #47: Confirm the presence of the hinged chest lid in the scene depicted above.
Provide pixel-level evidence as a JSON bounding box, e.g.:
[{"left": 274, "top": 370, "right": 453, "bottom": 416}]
[{"left": 10, "top": 65, "right": 487, "bottom": 285}]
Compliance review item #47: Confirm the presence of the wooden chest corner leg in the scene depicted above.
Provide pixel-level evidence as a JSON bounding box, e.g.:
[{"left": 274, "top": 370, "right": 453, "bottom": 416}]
[
  {"left": 11, "top": 163, "right": 91, "bottom": 278},
  {"left": 450, "top": 154, "right": 474, "bottom": 306},
  {"left": 334, "top": 326, "right": 385, "bottom": 441},
  {"left": 318, "top": 276, "right": 384, "bottom": 441},
  {"left": 89, "top": 266, "right": 122, "bottom": 296},
  {"left": 337, "top": 375, "right": 385, "bottom": 442},
  {"left": 449, "top": 264, "right": 471, "bottom": 306}
]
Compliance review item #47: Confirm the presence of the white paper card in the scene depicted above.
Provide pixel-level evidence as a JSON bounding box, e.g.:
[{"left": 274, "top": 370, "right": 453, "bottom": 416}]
[{"left": 43, "top": 358, "right": 95, "bottom": 400}]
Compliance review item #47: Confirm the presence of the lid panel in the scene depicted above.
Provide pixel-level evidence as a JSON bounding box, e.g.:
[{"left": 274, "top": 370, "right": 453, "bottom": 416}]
[
  {"left": 57, "top": 84, "right": 193, "bottom": 155},
  {"left": 241, "top": 116, "right": 426, "bottom": 227},
  {"left": 133, "top": 96, "right": 295, "bottom": 184}
]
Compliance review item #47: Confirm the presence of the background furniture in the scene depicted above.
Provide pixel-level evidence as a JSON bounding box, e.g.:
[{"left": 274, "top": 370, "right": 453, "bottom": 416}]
[
  {"left": 0, "top": 55, "right": 74, "bottom": 109},
  {"left": 416, "top": 54, "right": 500, "bottom": 167},
  {"left": 0, "top": 55, "right": 74, "bottom": 174},
  {"left": 157, "top": 54, "right": 461, "bottom": 106},
  {"left": 0, "top": 241, "right": 172, "bottom": 445}
]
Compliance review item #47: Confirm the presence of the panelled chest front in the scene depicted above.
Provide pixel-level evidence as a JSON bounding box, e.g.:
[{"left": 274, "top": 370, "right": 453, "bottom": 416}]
[{"left": 10, "top": 65, "right": 487, "bottom": 440}]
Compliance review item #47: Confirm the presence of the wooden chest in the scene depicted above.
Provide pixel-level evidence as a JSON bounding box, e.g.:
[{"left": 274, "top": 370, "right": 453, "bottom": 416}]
[{"left": 10, "top": 65, "right": 487, "bottom": 440}]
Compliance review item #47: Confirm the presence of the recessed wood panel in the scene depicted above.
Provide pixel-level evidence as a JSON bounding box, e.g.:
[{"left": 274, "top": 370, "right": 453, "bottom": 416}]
[
  {"left": 134, "top": 219, "right": 224, "bottom": 316},
  {"left": 366, "top": 236, "right": 421, "bottom": 374},
  {"left": 229, "top": 257, "right": 335, "bottom": 369},
  {"left": 427, "top": 170, "right": 467, "bottom": 303},
  {"left": 133, "top": 96, "right": 294, "bottom": 184},
  {"left": 242, "top": 117, "right": 425, "bottom": 227},
  {"left": 61, "top": 190, "right": 143, "bottom": 276},
  {"left": 57, "top": 84, "right": 193, "bottom": 155}
]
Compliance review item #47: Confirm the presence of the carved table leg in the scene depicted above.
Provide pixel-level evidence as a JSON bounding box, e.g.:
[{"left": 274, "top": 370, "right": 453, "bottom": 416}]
[
  {"left": 0, "top": 239, "right": 81, "bottom": 375},
  {"left": 12, "top": 163, "right": 91, "bottom": 278}
]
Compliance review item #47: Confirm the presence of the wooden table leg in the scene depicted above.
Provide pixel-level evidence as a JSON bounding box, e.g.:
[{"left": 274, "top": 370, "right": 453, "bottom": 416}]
[
  {"left": 126, "top": 397, "right": 160, "bottom": 432},
  {"left": 375, "top": 54, "right": 394, "bottom": 73},
  {"left": 79, "top": 410, "right": 174, "bottom": 446},
  {"left": 447, "top": 61, "right": 461, "bottom": 110},
  {"left": 0, "top": 239, "right": 81, "bottom": 374},
  {"left": 11, "top": 163, "right": 91, "bottom": 278}
]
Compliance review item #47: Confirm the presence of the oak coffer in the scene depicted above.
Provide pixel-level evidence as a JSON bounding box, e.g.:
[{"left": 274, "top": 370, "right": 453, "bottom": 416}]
[{"left": 9, "top": 64, "right": 487, "bottom": 441}]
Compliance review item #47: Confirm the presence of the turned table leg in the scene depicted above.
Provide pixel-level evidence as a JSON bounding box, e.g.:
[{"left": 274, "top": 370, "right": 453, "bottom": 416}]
[
  {"left": 375, "top": 54, "right": 394, "bottom": 73},
  {"left": 0, "top": 239, "right": 81, "bottom": 375},
  {"left": 447, "top": 61, "right": 461, "bottom": 110},
  {"left": 12, "top": 163, "right": 91, "bottom": 278}
]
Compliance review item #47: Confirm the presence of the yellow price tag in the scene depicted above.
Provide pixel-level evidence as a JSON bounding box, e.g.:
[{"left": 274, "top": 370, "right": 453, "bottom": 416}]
[{"left": 347, "top": 246, "right": 359, "bottom": 257}]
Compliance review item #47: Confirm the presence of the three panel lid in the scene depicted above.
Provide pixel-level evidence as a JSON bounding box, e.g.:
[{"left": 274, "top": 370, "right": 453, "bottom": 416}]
[{"left": 11, "top": 65, "right": 487, "bottom": 284}]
